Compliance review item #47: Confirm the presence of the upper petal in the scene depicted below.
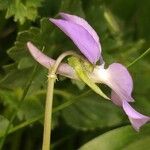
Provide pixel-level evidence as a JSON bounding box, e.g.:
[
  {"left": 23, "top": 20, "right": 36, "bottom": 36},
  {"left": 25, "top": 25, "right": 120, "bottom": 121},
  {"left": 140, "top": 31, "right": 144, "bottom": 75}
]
[
  {"left": 122, "top": 100, "right": 150, "bottom": 131},
  {"left": 49, "top": 18, "right": 100, "bottom": 64},
  {"left": 59, "top": 12, "right": 101, "bottom": 48},
  {"left": 27, "top": 42, "right": 76, "bottom": 79}
]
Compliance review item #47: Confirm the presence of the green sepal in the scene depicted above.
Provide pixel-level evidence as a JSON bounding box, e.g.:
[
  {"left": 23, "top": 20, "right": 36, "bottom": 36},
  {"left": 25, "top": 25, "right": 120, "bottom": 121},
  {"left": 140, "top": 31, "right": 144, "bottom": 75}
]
[{"left": 68, "top": 57, "right": 110, "bottom": 100}]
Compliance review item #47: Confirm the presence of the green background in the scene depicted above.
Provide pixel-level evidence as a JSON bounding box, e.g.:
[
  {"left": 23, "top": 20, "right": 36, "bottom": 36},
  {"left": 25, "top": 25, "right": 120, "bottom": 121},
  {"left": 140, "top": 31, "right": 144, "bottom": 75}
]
[{"left": 0, "top": 0, "right": 150, "bottom": 149}]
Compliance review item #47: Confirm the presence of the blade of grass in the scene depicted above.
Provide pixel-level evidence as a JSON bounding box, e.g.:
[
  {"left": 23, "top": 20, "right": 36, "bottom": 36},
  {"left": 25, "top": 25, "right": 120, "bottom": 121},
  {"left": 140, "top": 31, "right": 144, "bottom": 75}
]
[{"left": 127, "top": 48, "right": 150, "bottom": 68}]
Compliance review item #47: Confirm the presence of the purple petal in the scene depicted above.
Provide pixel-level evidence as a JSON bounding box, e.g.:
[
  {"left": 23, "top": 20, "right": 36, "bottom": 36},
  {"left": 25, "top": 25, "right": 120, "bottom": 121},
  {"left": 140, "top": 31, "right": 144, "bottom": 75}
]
[
  {"left": 122, "top": 100, "right": 150, "bottom": 131},
  {"left": 27, "top": 42, "right": 55, "bottom": 68},
  {"left": 90, "top": 63, "right": 133, "bottom": 105},
  {"left": 59, "top": 12, "right": 101, "bottom": 48},
  {"left": 27, "top": 42, "right": 76, "bottom": 79},
  {"left": 49, "top": 18, "right": 100, "bottom": 64},
  {"left": 107, "top": 63, "right": 134, "bottom": 105}
]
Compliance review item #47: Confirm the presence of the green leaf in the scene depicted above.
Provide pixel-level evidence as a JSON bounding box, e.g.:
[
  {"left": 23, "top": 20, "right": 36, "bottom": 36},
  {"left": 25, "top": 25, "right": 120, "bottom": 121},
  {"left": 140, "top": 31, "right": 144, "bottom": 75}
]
[
  {"left": 0, "top": 89, "right": 21, "bottom": 118},
  {"left": 17, "top": 57, "right": 34, "bottom": 69},
  {"left": 19, "top": 96, "right": 44, "bottom": 120},
  {"left": 103, "top": 8, "right": 121, "bottom": 36},
  {"left": 60, "top": 0, "right": 85, "bottom": 16},
  {"left": 0, "top": 115, "right": 13, "bottom": 136},
  {"left": 1, "top": 0, "right": 43, "bottom": 24},
  {"left": 0, "top": 88, "right": 43, "bottom": 121},
  {"left": 0, "top": 0, "right": 9, "bottom": 10},
  {"left": 62, "top": 93, "right": 124, "bottom": 130},
  {"left": 68, "top": 57, "right": 109, "bottom": 100},
  {"left": 1, "top": 18, "right": 54, "bottom": 91},
  {"left": 79, "top": 124, "right": 150, "bottom": 150},
  {"left": 123, "top": 136, "right": 150, "bottom": 150}
]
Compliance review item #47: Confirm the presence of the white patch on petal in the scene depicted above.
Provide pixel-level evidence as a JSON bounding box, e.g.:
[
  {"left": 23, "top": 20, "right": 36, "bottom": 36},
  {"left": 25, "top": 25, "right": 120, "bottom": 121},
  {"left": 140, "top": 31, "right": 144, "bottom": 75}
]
[
  {"left": 90, "top": 64, "right": 134, "bottom": 105},
  {"left": 90, "top": 65, "right": 110, "bottom": 83}
]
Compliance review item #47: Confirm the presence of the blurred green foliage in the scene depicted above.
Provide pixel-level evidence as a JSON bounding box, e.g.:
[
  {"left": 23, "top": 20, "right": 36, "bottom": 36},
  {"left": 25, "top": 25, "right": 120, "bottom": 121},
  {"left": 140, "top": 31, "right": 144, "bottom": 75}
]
[{"left": 0, "top": 0, "right": 150, "bottom": 150}]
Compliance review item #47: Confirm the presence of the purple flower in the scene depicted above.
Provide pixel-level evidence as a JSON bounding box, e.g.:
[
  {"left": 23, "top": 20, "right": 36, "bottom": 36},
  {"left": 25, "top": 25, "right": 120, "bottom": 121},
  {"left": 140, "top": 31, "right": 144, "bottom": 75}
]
[{"left": 27, "top": 13, "right": 150, "bottom": 131}]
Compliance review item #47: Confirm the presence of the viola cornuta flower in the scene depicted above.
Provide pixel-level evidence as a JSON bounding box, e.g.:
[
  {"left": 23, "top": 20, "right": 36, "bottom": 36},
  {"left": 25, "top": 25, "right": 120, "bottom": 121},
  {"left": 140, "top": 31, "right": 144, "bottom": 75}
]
[{"left": 27, "top": 13, "right": 150, "bottom": 131}]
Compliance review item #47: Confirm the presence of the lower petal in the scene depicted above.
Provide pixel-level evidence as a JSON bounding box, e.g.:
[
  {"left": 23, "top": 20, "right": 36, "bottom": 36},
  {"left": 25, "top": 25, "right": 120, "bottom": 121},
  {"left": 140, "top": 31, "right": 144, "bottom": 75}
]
[
  {"left": 122, "top": 100, "right": 150, "bottom": 131},
  {"left": 107, "top": 63, "right": 134, "bottom": 104},
  {"left": 91, "top": 63, "right": 134, "bottom": 105}
]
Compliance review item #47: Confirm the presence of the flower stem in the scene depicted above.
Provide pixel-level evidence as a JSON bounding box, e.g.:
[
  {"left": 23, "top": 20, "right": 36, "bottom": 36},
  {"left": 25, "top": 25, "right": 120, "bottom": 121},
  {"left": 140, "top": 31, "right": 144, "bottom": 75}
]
[
  {"left": 42, "top": 69, "right": 56, "bottom": 150},
  {"left": 42, "top": 51, "right": 80, "bottom": 150}
]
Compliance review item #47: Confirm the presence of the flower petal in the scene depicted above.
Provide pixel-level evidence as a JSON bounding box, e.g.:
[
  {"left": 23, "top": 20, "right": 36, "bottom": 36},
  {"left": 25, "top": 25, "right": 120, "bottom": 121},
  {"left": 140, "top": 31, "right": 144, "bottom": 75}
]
[
  {"left": 27, "top": 42, "right": 76, "bottom": 79},
  {"left": 59, "top": 12, "right": 101, "bottom": 48},
  {"left": 107, "top": 63, "right": 134, "bottom": 105},
  {"left": 49, "top": 18, "right": 100, "bottom": 64},
  {"left": 122, "top": 100, "right": 150, "bottom": 131},
  {"left": 91, "top": 63, "right": 134, "bottom": 105}
]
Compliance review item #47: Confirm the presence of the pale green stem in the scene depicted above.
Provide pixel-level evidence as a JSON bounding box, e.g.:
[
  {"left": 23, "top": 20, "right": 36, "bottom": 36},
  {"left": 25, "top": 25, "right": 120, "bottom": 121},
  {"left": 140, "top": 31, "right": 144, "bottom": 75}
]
[
  {"left": 42, "top": 70, "right": 56, "bottom": 150},
  {"left": 42, "top": 51, "right": 80, "bottom": 150}
]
